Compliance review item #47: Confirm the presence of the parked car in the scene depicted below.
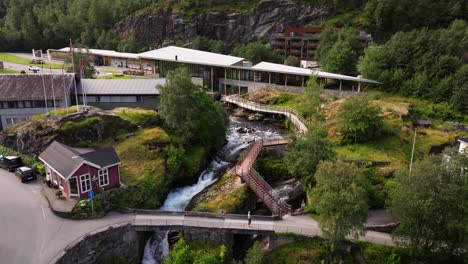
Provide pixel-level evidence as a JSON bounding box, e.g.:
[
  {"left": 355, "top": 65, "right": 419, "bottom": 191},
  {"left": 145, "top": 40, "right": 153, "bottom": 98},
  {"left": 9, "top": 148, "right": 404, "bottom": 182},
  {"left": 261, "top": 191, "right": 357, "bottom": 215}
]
[
  {"left": 0, "top": 155, "right": 24, "bottom": 172},
  {"left": 28, "top": 65, "right": 40, "bottom": 72},
  {"left": 15, "top": 167, "right": 36, "bottom": 182}
]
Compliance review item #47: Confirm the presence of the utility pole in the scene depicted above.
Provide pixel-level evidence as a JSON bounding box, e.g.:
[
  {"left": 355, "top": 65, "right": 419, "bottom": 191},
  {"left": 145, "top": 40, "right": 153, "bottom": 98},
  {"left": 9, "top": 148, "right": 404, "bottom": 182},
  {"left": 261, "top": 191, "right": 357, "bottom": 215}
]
[{"left": 409, "top": 128, "right": 417, "bottom": 177}]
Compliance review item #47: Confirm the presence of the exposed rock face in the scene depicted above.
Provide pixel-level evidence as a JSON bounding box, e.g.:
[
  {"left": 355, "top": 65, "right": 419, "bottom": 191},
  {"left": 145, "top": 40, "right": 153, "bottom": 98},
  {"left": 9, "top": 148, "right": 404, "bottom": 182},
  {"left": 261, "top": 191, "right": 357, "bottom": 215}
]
[
  {"left": 119, "top": 0, "right": 330, "bottom": 47},
  {"left": 0, "top": 111, "right": 136, "bottom": 158}
]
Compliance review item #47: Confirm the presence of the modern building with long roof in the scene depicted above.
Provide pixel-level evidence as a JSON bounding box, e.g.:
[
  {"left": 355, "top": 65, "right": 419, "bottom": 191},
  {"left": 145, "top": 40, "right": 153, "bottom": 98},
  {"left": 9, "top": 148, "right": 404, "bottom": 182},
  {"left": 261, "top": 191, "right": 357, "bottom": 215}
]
[{"left": 48, "top": 45, "right": 380, "bottom": 95}]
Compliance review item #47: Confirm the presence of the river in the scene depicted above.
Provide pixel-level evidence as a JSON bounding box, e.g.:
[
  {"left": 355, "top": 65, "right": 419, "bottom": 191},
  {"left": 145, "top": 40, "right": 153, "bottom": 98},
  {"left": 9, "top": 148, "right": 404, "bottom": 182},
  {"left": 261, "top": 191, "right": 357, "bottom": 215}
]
[{"left": 142, "top": 115, "right": 286, "bottom": 263}]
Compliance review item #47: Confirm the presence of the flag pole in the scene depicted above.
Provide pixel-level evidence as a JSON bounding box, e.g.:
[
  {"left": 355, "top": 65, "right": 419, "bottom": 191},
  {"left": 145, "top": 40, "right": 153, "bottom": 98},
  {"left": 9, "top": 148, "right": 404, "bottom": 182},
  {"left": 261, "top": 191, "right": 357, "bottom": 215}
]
[
  {"left": 61, "top": 65, "right": 69, "bottom": 115},
  {"left": 70, "top": 39, "right": 79, "bottom": 112},
  {"left": 50, "top": 66, "right": 57, "bottom": 114},
  {"left": 41, "top": 64, "right": 49, "bottom": 114}
]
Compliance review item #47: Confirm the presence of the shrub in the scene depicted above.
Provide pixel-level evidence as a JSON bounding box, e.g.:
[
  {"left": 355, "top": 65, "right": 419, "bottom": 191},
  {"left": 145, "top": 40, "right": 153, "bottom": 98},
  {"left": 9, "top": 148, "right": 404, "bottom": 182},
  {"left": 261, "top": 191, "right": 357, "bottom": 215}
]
[{"left": 337, "top": 96, "right": 383, "bottom": 143}]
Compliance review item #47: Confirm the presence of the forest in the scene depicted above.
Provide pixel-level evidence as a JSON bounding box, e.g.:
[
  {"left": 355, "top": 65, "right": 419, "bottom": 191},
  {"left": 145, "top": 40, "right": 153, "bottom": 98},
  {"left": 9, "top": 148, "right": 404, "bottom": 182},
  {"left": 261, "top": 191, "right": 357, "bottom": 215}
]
[{"left": 0, "top": 0, "right": 466, "bottom": 112}]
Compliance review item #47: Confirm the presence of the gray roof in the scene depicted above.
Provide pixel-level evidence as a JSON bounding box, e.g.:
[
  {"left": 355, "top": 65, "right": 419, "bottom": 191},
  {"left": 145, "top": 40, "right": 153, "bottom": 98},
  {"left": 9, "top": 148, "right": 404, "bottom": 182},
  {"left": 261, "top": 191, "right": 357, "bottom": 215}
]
[
  {"left": 459, "top": 138, "right": 468, "bottom": 143},
  {"left": 39, "top": 141, "right": 120, "bottom": 179},
  {"left": 0, "top": 74, "right": 75, "bottom": 101},
  {"left": 77, "top": 79, "right": 163, "bottom": 95}
]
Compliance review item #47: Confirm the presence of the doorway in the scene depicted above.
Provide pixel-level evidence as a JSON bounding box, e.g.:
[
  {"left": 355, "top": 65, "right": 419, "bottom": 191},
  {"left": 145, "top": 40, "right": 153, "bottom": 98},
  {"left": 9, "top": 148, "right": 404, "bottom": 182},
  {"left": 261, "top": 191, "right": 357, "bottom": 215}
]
[{"left": 69, "top": 177, "right": 78, "bottom": 196}]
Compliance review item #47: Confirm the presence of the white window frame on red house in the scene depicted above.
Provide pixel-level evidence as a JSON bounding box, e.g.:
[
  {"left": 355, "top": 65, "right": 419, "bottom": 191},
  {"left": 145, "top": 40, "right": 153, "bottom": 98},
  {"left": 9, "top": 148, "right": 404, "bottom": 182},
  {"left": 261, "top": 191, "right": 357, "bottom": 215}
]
[
  {"left": 80, "top": 174, "right": 91, "bottom": 193},
  {"left": 98, "top": 168, "right": 109, "bottom": 187}
]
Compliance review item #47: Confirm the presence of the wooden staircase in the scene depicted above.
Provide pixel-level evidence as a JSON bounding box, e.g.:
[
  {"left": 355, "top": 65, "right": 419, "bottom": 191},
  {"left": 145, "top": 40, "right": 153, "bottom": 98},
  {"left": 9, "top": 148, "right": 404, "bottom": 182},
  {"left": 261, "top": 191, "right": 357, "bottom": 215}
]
[{"left": 236, "top": 139, "right": 291, "bottom": 217}]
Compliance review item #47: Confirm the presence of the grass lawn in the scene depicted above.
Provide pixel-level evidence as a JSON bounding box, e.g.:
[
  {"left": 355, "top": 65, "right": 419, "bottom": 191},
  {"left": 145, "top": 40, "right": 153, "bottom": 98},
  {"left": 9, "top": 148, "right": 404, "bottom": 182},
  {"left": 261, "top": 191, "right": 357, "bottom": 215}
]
[
  {"left": 0, "top": 68, "right": 20, "bottom": 74},
  {"left": 267, "top": 240, "right": 331, "bottom": 264},
  {"left": 193, "top": 171, "right": 252, "bottom": 213},
  {"left": 113, "top": 127, "right": 170, "bottom": 185},
  {"left": 96, "top": 75, "right": 149, "bottom": 79},
  {"left": 0, "top": 53, "right": 63, "bottom": 69}
]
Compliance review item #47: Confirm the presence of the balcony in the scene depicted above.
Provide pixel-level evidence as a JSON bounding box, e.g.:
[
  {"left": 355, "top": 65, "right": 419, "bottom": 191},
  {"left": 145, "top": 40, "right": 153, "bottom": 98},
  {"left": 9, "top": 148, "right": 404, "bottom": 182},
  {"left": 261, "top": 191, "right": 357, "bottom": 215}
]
[{"left": 271, "top": 41, "right": 285, "bottom": 47}]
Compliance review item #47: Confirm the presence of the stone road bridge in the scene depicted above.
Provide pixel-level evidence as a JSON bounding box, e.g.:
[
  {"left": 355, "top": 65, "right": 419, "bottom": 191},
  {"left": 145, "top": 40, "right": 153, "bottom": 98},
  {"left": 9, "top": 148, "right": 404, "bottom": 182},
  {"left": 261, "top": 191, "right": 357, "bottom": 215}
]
[{"left": 52, "top": 210, "right": 393, "bottom": 263}]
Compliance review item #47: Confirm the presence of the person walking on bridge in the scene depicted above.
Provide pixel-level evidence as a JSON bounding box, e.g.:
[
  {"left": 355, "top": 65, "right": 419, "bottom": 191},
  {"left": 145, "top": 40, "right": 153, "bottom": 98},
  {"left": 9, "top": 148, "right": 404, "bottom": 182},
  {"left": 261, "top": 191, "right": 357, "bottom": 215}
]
[{"left": 248, "top": 211, "right": 251, "bottom": 226}]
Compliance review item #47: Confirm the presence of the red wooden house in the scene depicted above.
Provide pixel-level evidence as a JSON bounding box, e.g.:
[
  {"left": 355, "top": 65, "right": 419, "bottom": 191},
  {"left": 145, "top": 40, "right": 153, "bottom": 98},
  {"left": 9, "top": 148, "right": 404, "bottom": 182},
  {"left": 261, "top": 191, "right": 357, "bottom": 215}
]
[{"left": 39, "top": 141, "right": 121, "bottom": 199}]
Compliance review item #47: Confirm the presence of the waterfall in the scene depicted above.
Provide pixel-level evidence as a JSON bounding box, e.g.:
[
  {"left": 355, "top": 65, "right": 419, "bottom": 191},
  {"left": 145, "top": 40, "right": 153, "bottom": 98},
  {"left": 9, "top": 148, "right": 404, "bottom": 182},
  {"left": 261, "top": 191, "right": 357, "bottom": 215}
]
[
  {"left": 141, "top": 231, "right": 169, "bottom": 264},
  {"left": 143, "top": 115, "right": 286, "bottom": 263},
  {"left": 159, "top": 116, "right": 284, "bottom": 211}
]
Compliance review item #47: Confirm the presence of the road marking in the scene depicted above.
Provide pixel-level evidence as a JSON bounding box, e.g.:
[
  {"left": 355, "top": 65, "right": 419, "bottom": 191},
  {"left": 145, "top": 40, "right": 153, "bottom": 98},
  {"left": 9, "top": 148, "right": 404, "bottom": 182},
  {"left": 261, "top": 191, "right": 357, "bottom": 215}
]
[{"left": 41, "top": 205, "right": 46, "bottom": 220}]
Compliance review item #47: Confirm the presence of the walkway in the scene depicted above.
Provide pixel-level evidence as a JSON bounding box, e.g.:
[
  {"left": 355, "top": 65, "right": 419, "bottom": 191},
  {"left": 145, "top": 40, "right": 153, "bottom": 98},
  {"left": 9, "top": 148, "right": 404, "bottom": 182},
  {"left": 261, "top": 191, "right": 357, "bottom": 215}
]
[
  {"left": 222, "top": 95, "right": 308, "bottom": 132},
  {"left": 236, "top": 139, "right": 290, "bottom": 216},
  {"left": 133, "top": 213, "right": 393, "bottom": 246}
]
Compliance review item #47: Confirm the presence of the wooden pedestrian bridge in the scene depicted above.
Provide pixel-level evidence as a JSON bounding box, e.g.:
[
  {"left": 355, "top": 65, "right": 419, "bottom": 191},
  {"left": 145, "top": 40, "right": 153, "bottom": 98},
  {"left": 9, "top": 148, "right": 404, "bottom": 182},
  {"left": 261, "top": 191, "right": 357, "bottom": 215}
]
[
  {"left": 222, "top": 95, "right": 310, "bottom": 216},
  {"left": 222, "top": 95, "right": 309, "bottom": 133},
  {"left": 236, "top": 139, "right": 291, "bottom": 216}
]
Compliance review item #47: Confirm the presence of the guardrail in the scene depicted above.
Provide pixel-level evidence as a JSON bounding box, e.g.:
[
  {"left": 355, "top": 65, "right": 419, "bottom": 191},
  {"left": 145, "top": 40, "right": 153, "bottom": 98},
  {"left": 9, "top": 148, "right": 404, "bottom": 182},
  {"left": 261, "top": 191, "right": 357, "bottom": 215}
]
[{"left": 222, "top": 95, "right": 308, "bottom": 132}]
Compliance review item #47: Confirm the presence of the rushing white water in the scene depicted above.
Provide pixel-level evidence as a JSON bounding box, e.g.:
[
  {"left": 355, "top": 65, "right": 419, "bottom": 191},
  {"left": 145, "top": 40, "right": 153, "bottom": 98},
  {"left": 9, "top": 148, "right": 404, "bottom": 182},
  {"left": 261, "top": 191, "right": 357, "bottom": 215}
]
[
  {"left": 160, "top": 115, "right": 285, "bottom": 211},
  {"left": 142, "top": 231, "right": 170, "bottom": 264}
]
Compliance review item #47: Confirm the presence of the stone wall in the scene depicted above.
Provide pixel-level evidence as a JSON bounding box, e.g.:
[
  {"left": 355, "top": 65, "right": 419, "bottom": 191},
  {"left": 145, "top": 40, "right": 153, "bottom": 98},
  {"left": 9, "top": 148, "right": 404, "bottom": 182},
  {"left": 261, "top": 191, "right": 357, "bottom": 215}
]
[{"left": 56, "top": 224, "right": 142, "bottom": 264}]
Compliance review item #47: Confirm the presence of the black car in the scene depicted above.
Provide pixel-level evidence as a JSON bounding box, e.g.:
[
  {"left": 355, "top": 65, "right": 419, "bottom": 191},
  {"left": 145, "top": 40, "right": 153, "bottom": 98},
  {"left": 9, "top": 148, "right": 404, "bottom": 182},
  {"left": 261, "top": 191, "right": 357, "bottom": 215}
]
[
  {"left": 15, "top": 167, "right": 37, "bottom": 182},
  {"left": 0, "top": 155, "right": 23, "bottom": 172}
]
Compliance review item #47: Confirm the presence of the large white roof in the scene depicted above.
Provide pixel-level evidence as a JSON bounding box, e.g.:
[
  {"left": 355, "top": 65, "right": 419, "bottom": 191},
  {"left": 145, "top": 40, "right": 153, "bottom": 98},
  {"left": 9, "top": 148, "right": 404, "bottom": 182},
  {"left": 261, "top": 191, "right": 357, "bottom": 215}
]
[
  {"left": 138, "top": 46, "right": 245, "bottom": 67},
  {"left": 77, "top": 79, "right": 164, "bottom": 95},
  {"left": 58, "top": 47, "right": 139, "bottom": 59},
  {"left": 251, "top": 62, "right": 380, "bottom": 84}
]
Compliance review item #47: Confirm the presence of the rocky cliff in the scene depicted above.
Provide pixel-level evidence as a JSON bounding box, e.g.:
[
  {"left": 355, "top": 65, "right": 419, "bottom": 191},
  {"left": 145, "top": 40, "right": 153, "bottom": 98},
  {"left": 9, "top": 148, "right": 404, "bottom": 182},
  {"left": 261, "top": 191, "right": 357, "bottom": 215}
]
[
  {"left": 119, "top": 0, "right": 330, "bottom": 47},
  {"left": 0, "top": 110, "right": 136, "bottom": 158}
]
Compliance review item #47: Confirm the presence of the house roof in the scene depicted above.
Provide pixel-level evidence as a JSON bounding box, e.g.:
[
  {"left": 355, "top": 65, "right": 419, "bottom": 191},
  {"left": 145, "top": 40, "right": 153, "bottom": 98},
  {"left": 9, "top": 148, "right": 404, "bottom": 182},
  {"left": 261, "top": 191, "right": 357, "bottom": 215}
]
[
  {"left": 414, "top": 120, "right": 432, "bottom": 125},
  {"left": 77, "top": 79, "right": 163, "bottom": 95},
  {"left": 0, "top": 74, "right": 75, "bottom": 101},
  {"left": 39, "top": 141, "right": 120, "bottom": 180},
  {"left": 458, "top": 138, "right": 468, "bottom": 144},
  {"left": 79, "top": 147, "right": 121, "bottom": 168},
  {"left": 57, "top": 47, "right": 139, "bottom": 60},
  {"left": 138, "top": 46, "right": 245, "bottom": 67},
  {"left": 250, "top": 62, "right": 381, "bottom": 84}
]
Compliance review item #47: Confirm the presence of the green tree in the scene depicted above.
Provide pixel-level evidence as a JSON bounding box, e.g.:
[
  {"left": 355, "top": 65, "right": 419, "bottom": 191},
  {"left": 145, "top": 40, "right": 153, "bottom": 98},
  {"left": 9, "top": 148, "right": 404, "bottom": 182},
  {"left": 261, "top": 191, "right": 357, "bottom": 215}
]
[
  {"left": 284, "top": 55, "right": 299, "bottom": 66},
  {"left": 359, "top": 20, "right": 468, "bottom": 113},
  {"left": 317, "top": 28, "right": 362, "bottom": 62},
  {"left": 190, "top": 36, "right": 225, "bottom": 54},
  {"left": 363, "top": 0, "right": 466, "bottom": 41},
  {"left": 337, "top": 96, "right": 383, "bottom": 143},
  {"left": 164, "top": 238, "right": 193, "bottom": 264},
  {"left": 65, "top": 50, "right": 96, "bottom": 78},
  {"left": 232, "top": 41, "right": 282, "bottom": 64},
  {"left": 302, "top": 76, "right": 323, "bottom": 119},
  {"left": 244, "top": 242, "right": 264, "bottom": 264},
  {"left": 158, "top": 67, "right": 228, "bottom": 148},
  {"left": 321, "top": 39, "right": 358, "bottom": 76},
  {"left": 389, "top": 152, "right": 468, "bottom": 260},
  {"left": 309, "top": 160, "right": 368, "bottom": 257},
  {"left": 284, "top": 125, "right": 335, "bottom": 186}
]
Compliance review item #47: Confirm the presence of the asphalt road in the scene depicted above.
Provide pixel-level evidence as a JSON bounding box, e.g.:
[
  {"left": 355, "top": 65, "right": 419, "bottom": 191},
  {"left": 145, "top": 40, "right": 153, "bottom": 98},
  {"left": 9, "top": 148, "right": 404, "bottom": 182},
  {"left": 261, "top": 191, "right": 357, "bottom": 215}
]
[{"left": 0, "top": 169, "right": 133, "bottom": 264}]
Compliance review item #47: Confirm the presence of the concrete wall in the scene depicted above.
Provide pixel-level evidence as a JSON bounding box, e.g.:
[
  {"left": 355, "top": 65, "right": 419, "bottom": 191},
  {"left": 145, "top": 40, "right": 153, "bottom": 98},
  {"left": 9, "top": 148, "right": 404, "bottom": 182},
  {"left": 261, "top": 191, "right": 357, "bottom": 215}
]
[
  {"left": 56, "top": 224, "right": 141, "bottom": 264},
  {"left": 84, "top": 96, "right": 160, "bottom": 110},
  {"left": 219, "top": 79, "right": 304, "bottom": 94},
  {"left": 219, "top": 79, "right": 369, "bottom": 98},
  {"left": 0, "top": 107, "right": 52, "bottom": 130}
]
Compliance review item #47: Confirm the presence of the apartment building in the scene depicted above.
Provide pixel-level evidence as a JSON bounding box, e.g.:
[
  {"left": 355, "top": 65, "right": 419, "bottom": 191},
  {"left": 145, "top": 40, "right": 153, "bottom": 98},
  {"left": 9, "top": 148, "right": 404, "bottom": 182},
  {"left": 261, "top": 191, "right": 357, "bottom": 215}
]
[{"left": 271, "top": 27, "right": 373, "bottom": 62}]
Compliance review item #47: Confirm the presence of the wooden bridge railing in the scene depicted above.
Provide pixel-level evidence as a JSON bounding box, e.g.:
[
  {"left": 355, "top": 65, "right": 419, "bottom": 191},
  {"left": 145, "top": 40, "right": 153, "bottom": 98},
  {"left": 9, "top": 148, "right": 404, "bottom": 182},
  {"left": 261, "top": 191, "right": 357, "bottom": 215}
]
[{"left": 222, "top": 95, "right": 308, "bottom": 132}]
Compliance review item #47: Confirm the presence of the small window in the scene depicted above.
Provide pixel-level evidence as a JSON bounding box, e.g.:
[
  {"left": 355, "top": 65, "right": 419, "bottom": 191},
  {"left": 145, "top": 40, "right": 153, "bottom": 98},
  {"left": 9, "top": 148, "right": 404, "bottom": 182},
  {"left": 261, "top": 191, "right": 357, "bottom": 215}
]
[
  {"left": 7, "top": 101, "right": 16, "bottom": 108},
  {"left": 24, "top": 101, "right": 32, "bottom": 108},
  {"left": 80, "top": 174, "right": 91, "bottom": 193},
  {"left": 17, "top": 101, "right": 24, "bottom": 108},
  {"left": 98, "top": 168, "right": 109, "bottom": 187},
  {"left": 136, "top": 96, "right": 142, "bottom": 102}
]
